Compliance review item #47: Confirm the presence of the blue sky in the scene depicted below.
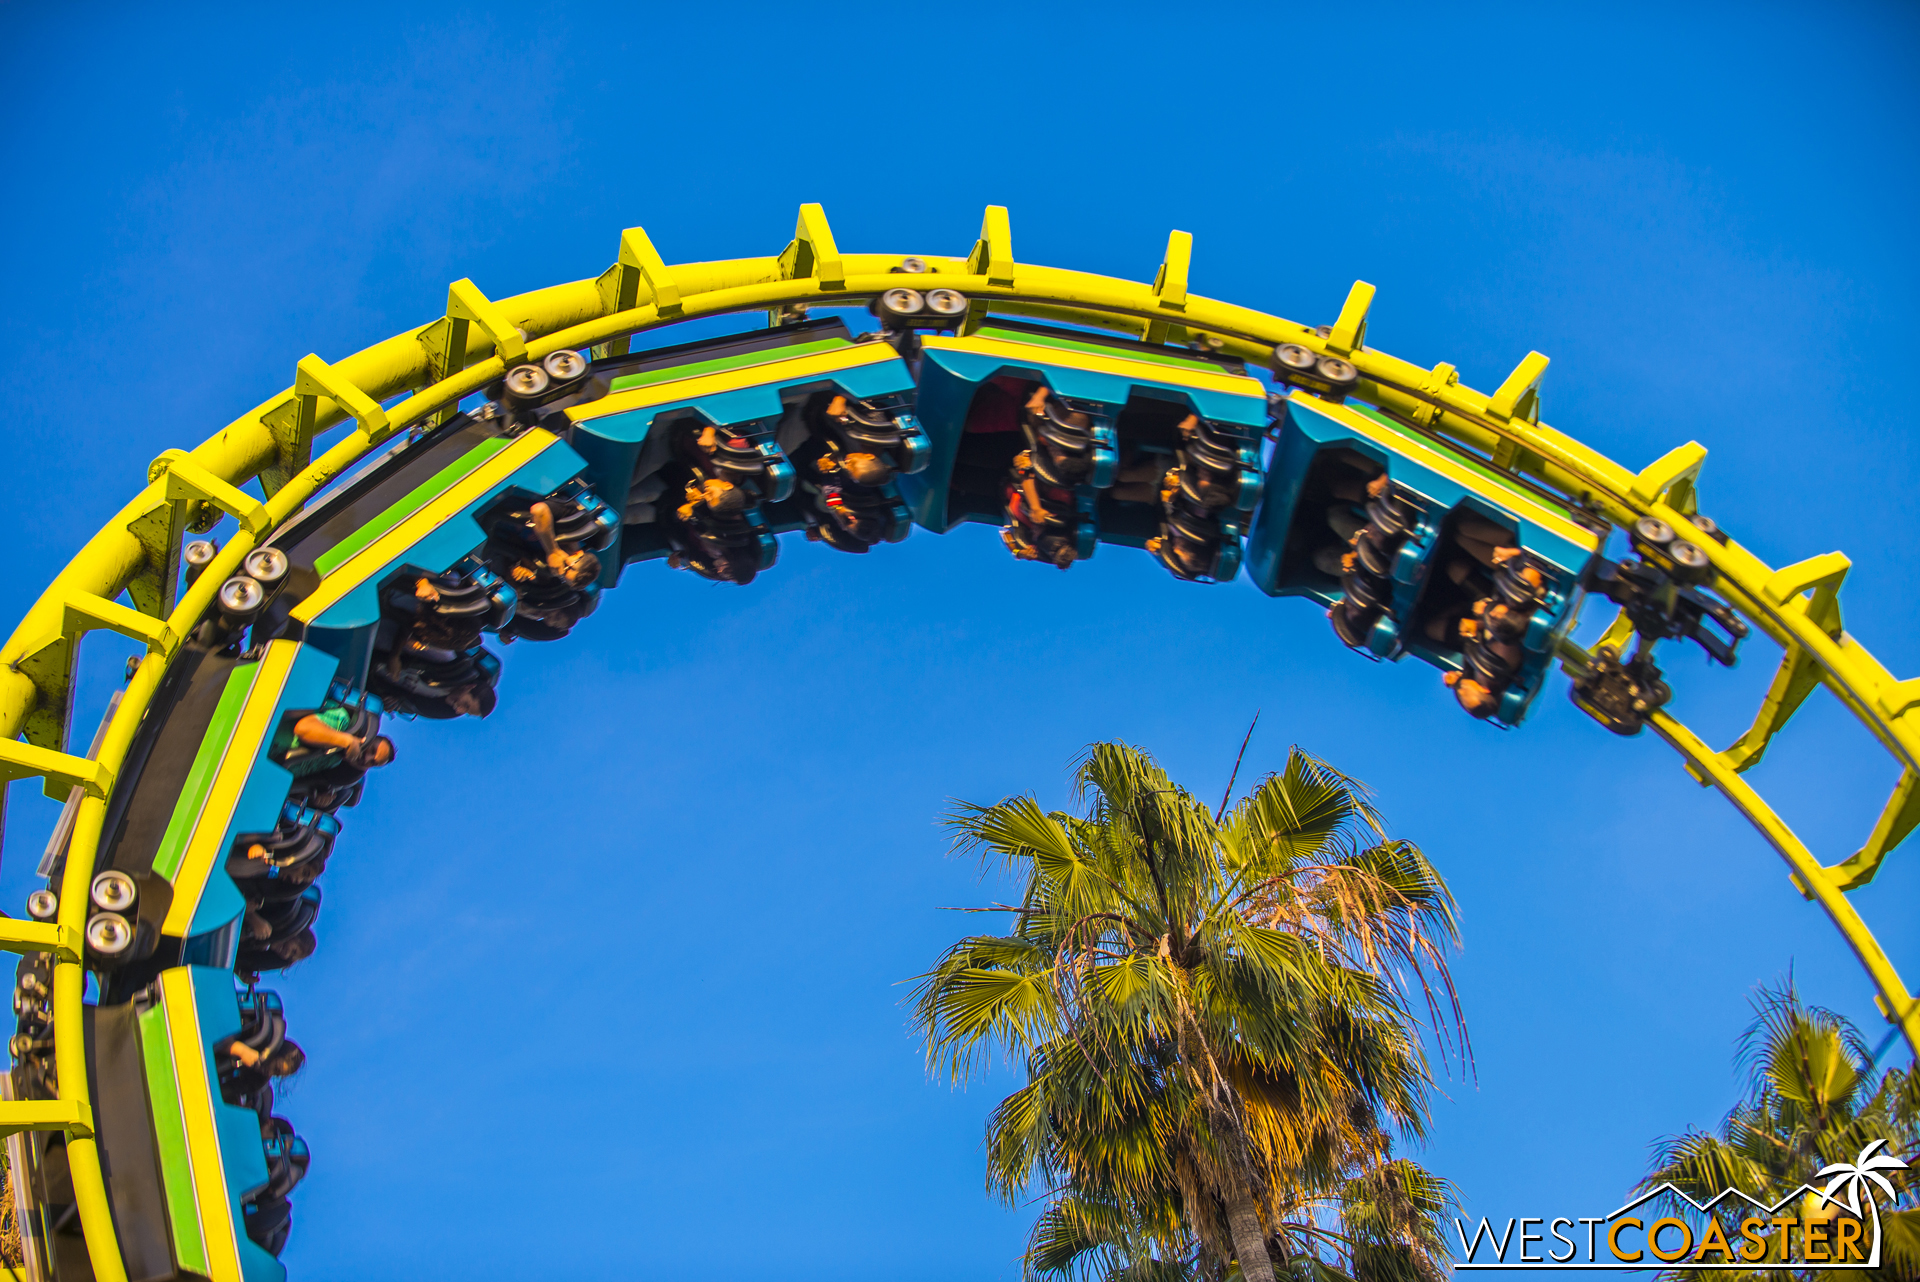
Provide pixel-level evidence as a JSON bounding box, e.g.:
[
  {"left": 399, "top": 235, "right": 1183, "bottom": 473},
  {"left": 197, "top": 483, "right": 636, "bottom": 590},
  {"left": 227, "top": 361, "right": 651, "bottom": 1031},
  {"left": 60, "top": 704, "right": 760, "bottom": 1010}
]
[{"left": 3, "top": 3, "right": 1917, "bottom": 1278}]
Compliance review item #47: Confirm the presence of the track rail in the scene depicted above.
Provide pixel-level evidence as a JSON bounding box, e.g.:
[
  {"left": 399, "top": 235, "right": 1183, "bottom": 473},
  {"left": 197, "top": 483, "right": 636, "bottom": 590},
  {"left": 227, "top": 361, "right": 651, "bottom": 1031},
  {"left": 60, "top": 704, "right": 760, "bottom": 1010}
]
[{"left": 0, "top": 205, "right": 1910, "bottom": 1280}]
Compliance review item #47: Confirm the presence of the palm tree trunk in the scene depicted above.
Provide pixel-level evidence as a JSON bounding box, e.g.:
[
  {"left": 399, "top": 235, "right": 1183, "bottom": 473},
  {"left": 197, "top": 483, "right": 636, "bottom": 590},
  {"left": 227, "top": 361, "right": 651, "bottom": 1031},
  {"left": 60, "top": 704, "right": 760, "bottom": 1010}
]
[
  {"left": 1165, "top": 972, "right": 1277, "bottom": 1282},
  {"left": 1223, "top": 1178, "right": 1276, "bottom": 1282}
]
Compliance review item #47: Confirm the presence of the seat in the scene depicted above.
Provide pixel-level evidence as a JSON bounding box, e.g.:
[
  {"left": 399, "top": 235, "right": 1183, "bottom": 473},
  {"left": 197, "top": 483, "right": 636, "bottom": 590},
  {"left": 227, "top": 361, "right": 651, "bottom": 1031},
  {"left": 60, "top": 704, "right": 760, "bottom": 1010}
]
[
  {"left": 789, "top": 393, "right": 922, "bottom": 553},
  {"left": 1145, "top": 413, "right": 1262, "bottom": 584},
  {"left": 227, "top": 808, "right": 341, "bottom": 893},
  {"left": 1327, "top": 479, "right": 1429, "bottom": 654},
  {"left": 654, "top": 417, "right": 783, "bottom": 583},
  {"left": 480, "top": 482, "right": 616, "bottom": 635}
]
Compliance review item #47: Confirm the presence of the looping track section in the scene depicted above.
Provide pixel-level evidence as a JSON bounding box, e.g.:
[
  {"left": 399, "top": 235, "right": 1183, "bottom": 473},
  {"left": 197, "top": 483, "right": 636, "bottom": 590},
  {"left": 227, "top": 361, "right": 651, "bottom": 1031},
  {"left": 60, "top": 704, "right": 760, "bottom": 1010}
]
[{"left": 0, "top": 204, "right": 1910, "bottom": 1281}]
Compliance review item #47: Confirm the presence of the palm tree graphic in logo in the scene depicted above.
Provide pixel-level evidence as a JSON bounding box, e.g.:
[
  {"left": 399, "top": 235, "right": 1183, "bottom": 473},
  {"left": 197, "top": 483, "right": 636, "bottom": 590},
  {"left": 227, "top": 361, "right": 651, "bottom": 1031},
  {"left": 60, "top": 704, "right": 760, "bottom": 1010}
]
[
  {"left": 1814, "top": 1138, "right": 1907, "bottom": 1263},
  {"left": 1812, "top": 1143, "right": 1904, "bottom": 1220}
]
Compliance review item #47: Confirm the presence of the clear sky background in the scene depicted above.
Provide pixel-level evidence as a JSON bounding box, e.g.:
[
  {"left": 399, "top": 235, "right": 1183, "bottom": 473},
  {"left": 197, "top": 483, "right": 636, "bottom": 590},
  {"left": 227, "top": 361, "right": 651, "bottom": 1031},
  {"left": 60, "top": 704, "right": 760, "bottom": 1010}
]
[{"left": 3, "top": 3, "right": 1917, "bottom": 1278}]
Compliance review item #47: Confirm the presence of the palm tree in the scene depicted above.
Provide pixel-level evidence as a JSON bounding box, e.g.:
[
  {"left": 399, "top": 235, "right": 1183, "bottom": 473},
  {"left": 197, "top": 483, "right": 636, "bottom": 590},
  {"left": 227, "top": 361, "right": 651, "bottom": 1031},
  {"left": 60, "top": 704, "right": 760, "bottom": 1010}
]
[
  {"left": 1638, "top": 982, "right": 1919, "bottom": 1280},
  {"left": 913, "top": 741, "right": 1466, "bottom": 1282}
]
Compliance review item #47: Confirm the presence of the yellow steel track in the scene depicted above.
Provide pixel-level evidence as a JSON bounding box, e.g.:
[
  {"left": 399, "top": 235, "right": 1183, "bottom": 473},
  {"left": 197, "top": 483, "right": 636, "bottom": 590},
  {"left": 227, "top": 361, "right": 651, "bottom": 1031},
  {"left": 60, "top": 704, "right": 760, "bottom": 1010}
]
[{"left": 0, "top": 205, "right": 1910, "bottom": 1280}]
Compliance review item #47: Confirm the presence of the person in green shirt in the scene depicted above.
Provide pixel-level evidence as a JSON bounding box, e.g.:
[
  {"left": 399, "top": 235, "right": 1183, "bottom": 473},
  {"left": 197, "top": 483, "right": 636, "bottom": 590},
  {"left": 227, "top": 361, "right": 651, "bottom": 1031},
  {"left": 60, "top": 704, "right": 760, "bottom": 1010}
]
[{"left": 278, "top": 702, "right": 394, "bottom": 777}]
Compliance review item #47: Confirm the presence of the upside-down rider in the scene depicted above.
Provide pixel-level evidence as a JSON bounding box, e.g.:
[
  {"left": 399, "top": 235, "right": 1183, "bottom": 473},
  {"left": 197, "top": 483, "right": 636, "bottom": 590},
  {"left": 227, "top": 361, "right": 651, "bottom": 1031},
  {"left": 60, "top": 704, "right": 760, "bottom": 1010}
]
[
  {"left": 512, "top": 500, "right": 601, "bottom": 590},
  {"left": 504, "top": 499, "right": 602, "bottom": 626},
  {"left": 1003, "top": 448, "right": 1078, "bottom": 569},
  {"left": 800, "top": 394, "right": 897, "bottom": 549},
  {"left": 1003, "top": 386, "right": 1097, "bottom": 570},
  {"left": 1442, "top": 546, "right": 1546, "bottom": 719},
  {"left": 282, "top": 703, "right": 394, "bottom": 775}
]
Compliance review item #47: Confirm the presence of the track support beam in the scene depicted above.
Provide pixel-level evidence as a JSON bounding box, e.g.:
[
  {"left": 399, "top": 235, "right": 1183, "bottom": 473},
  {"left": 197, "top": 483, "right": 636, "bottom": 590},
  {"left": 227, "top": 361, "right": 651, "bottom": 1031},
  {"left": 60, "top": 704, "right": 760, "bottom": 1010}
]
[
  {"left": 1324, "top": 280, "right": 1374, "bottom": 356},
  {"left": 594, "top": 227, "right": 680, "bottom": 358},
  {"left": 1144, "top": 229, "right": 1193, "bottom": 346}
]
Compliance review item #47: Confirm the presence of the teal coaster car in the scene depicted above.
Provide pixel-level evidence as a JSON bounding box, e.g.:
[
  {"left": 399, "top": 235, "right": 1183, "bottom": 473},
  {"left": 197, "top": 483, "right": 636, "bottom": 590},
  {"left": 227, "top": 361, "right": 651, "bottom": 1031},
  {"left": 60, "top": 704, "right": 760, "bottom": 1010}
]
[
  {"left": 565, "top": 319, "right": 927, "bottom": 578},
  {"left": 1246, "top": 391, "right": 1604, "bottom": 725},
  {"left": 901, "top": 321, "right": 1267, "bottom": 581}
]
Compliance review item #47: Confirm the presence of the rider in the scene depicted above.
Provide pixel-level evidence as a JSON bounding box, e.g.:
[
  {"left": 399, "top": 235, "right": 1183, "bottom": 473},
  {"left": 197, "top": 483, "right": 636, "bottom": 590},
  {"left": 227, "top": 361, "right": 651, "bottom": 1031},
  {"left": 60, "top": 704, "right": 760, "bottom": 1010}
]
[
  {"left": 1443, "top": 669, "right": 1500, "bottom": 718},
  {"left": 441, "top": 681, "right": 496, "bottom": 719},
  {"left": 510, "top": 500, "right": 601, "bottom": 590},
  {"left": 1003, "top": 449, "right": 1079, "bottom": 569},
  {"left": 279, "top": 702, "right": 393, "bottom": 776},
  {"left": 497, "top": 499, "right": 603, "bottom": 625}
]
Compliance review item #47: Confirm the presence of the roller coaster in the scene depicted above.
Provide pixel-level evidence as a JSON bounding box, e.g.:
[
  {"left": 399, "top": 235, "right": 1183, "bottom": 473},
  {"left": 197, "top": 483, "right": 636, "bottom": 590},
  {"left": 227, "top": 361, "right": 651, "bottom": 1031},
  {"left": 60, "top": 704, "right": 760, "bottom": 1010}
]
[{"left": 0, "top": 206, "right": 1910, "bottom": 1280}]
